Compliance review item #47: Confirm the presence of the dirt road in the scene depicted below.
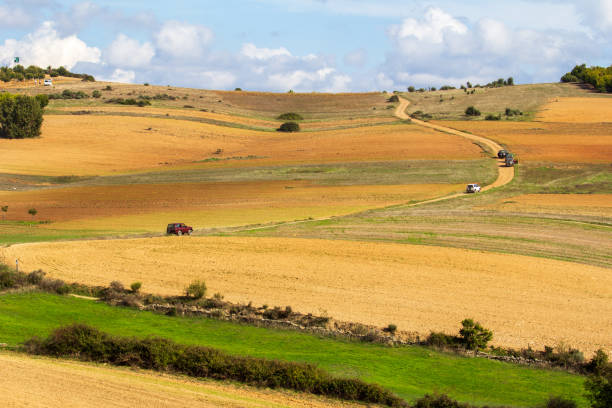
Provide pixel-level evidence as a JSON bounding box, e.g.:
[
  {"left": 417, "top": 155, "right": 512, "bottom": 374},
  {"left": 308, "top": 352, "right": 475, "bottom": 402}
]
[{"left": 395, "top": 97, "right": 514, "bottom": 197}]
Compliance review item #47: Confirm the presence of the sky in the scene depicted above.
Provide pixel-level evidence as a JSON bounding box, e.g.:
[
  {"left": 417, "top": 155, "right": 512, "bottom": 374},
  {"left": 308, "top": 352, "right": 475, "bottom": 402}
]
[{"left": 0, "top": 0, "right": 611, "bottom": 92}]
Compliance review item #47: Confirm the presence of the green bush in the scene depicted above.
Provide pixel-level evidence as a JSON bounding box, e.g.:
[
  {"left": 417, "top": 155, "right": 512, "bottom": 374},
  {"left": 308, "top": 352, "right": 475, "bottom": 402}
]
[
  {"left": 130, "top": 282, "right": 142, "bottom": 293},
  {"left": 459, "top": 318, "right": 492, "bottom": 350},
  {"left": 35, "top": 94, "right": 49, "bottom": 108},
  {"left": 413, "top": 393, "right": 472, "bottom": 408},
  {"left": 25, "top": 325, "right": 407, "bottom": 407},
  {"left": 464, "top": 106, "right": 481, "bottom": 117},
  {"left": 387, "top": 95, "right": 400, "bottom": 103},
  {"left": 276, "top": 112, "right": 303, "bottom": 121},
  {"left": 92, "top": 90, "right": 101, "bottom": 98},
  {"left": 585, "top": 369, "right": 612, "bottom": 408},
  {"left": 278, "top": 122, "right": 300, "bottom": 132},
  {"left": 485, "top": 114, "right": 501, "bottom": 121},
  {"left": 0, "top": 94, "right": 44, "bottom": 139},
  {"left": 185, "top": 280, "right": 207, "bottom": 299},
  {"left": 542, "top": 396, "right": 577, "bottom": 408}
]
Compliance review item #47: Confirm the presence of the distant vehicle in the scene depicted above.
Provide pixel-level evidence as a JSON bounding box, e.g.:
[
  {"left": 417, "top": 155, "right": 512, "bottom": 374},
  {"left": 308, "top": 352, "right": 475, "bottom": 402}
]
[
  {"left": 505, "top": 154, "right": 515, "bottom": 167},
  {"left": 43, "top": 79, "right": 52, "bottom": 86},
  {"left": 497, "top": 149, "right": 508, "bottom": 158},
  {"left": 466, "top": 183, "right": 481, "bottom": 193},
  {"left": 166, "top": 223, "right": 193, "bottom": 235}
]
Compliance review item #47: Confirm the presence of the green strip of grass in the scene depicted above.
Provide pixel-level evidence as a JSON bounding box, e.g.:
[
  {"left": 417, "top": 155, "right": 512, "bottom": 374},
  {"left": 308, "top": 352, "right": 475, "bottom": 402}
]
[{"left": 0, "top": 292, "right": 587, "bottom": 407}]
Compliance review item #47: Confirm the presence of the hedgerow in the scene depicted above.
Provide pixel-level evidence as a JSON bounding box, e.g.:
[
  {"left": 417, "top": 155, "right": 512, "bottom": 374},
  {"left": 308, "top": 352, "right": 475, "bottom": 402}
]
[{"left": 24, "top": 324, "right": 408, "bottom": 407}]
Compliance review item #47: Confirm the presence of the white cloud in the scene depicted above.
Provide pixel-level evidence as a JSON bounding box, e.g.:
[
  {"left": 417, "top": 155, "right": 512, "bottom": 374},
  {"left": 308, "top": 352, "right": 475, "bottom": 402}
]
[
  {"left": 268, "top": 67, "right": 335, "bottom": 91},
  {"left": 343, "top": 49, "right": 367, "bottom": 67},
  {"left": 390, "top": 7, "right": 467, "bottom": 44},
  {"left": 241, "top": 43, "right": 291, "bottom": 60},
  {"left": 0, "top": 21, "right": 101, "bottom": 69},
  {"left": 155, "top": 20, "right": 212, "bottom": 59},
  {"left": 99, "top": 68, "right": 136, "bottom": 83},
  {"left": 106, "top": 34, "right": 154, "bottom": 68},
  {"left": 198, "top": 71, "right": 236, "bottom": 89},
  {"left": 0, "top": 5, "right": 35, "bottom": 28}
]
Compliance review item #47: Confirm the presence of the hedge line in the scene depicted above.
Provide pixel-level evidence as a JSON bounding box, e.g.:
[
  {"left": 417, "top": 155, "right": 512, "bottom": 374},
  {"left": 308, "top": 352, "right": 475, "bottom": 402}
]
[{"left": 24, "top": 324, "right": 408, "bottom": 407}]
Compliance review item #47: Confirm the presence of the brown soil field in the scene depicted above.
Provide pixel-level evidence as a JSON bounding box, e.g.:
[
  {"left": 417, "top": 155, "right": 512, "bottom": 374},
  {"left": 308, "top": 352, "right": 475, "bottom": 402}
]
[
  {"left": 0, "top": 352, "right": 361, "bottom": 408},
  {"left": 0, "top": 115, "right": 482, "bottom": 176},
  {"left": 537, "top": 97, "right": 612, "bottom": 123},
  {"left": 480, "top": 194, "right": 612, "bottom": 216},
  {"left": 436, "top": 121, "right": 612, "bottom": 162},
  {"left": 54, "top": 106, "right": 399, "bottom": 131},
  {"left": 0, "top": 181, "right": 460, "bottom": 231},
  {"left": 4, "top": 237, "right": 610, "bottom": 354}
]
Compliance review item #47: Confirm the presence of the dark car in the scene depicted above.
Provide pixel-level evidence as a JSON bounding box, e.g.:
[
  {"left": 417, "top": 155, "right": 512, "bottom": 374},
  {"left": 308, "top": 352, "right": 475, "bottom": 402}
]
[
  {"left": 166, "top": 223, "right": 193, "bottom": 235},
  {"left": 497, "top": 149, "right": 508, "bottom": 158},
  {"left": 505, "top": 154, "right": 515, "bottom": 167}
]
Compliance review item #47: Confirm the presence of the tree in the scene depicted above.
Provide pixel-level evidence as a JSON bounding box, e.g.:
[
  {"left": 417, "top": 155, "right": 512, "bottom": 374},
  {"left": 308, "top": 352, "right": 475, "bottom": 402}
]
[
  {"left": 28, "top": 208, "right": 37, "bottom": 219},
  {"left": 278, "top": 122, "right": 300, "bottom": 132},
  {"left": 458, "top": 318, "right": 493, "bottom": 350},
  {"left": 0, "top": 94, "right": 44, "bottom": 139},
  {"left": 185, "top": 280, "right": 207, "bottom": 299},
  {"left": 1, "top": 205, "right": 7, "bottom": 220},
  {"left": 585, "top": 370, "right": 612, "bottom": 408},
  {"left": 407, "top": 86, "right": 415, "bottom": 92},
  {"left": 465, "top": 106, "right": 481, "bottom": 116},
  {"left": 466, "top": 81, "right": 472, "bottom": 88},
  {"left": 507, "top": 77, "right": 514, "bottom": 86}
]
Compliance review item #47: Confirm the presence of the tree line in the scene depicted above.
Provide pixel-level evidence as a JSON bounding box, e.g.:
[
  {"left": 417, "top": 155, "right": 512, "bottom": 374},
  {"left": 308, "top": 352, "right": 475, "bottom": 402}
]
[
  {"left": 0, "top": 64, "right": 94, "bottom": 83},
  {"left": 561, "top": 64, "right": 612, "bottom": 92}
]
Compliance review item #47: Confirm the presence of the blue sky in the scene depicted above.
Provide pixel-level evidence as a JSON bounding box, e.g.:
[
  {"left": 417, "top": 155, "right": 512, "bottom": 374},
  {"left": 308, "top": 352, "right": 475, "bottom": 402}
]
[{"left": 0, "top": 0, "right": 611, "bottom": 91}]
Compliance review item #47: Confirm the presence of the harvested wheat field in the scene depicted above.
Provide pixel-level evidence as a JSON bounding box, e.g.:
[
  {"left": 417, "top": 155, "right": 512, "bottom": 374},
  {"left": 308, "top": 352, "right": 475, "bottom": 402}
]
[
  {"left": 481, "top": 194, "right": 612, "bottom": 216},
  {"left": 0, "top": 181, "right": 460, "bottom": 231},
  {"left": 0, "top": 352, "right": 361, "bottom": 408},
  {"left": 4, "top": 237, "right": 611, "bottom": 354},
  {"left": 537, "top": 97, "right": 612, "bottom": 123},
  {"left": 0, "top": 115, "right": 482, "bottom": 176},
  {"left": 437, "top": 121, "right": 612, "bottom": 162}
]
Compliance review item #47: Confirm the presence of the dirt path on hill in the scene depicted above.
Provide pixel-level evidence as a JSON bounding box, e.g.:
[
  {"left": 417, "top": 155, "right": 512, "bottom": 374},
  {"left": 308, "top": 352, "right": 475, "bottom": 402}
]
[{"left": 395, "top": 97, "right": 514, "bottom": 205}]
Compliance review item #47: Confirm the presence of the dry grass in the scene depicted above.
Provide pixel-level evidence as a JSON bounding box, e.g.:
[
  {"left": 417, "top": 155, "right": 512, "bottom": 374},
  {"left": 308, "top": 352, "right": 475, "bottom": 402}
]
[
  {"left": 437, "top": 121, "right": 612, "bottom": 162},
  {"left": 0, "top": 115, "right": 482, "bottom": 176},
  {"left": 0, "top": 351, "right": 361, "bottom": 408},
  {"left": 3, "top": 236, "right": 610, "bottom": 354},
  {"left": 0, "top": 181, "right": 461, "bottom": 231},
  {"left": 480, "top": 194, "right": 612, "bottom": 216},
  {"left": 537, "top": 97, "right": 612, "bottom": 123}
]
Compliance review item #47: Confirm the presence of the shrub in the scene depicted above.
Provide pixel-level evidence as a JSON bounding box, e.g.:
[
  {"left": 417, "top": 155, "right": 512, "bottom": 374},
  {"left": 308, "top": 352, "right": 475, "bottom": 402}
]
[
  {"left": 104, "top": 85, "right": 113, "bottom": 91},
  {"left": 425, "top": 332, "right": 459, "bottom": 348},
  {"left": 144, "top": 83, "right": 150, "bottom": 86},
  {"left": 130, "top": 282, "right": 142, "bottom": 293},
  {"left": 542, "top": 396, "right": 577, "bottom": 408},
  {"left": 561, "top": 73, "right": 579, "bottom": 83},
  {"left": 234, "top": 87, "right": 242, "bottom": 91},
  {"left": 413, "top": 394, "right": 472, "bottom": 408},
  {"left": 185, "top": 280, "right": 207, "bottom": 299},
  {"left": 35, "top": 94, "right": 49, "bottom": 108},
  {"left": 465, "top": 106, "right": 481, "bottom": 116},
  {"left": 407, "top": 86, "right": 415, "bottom": 92},
  {"left": 278, "top": 122, "right": 300, "bottom": 132},
  {"left": 586, "top": 349, "right": 609, "bottom": 375},
  {"left": 25, "top": 325, "right": 408, "bottom": 407},
  {"left": 387, "top": 95, "right": 399, "bottom": 103},
  {"left": 459, "top": 318, "right": 492, "bottom": 350},
  {"left": 505, "top": 108, "right": 522, "bottom": 116},
  {"left": 276, "top": 112, "right": 303, "bottom": 121},
  {"left": 585, "top": 369, "right": 612, "bottom": 408},
  {"left": 383, "top": 324, "right": 397, "bottom": 334},
  {"left": 109, "top": 281, "right": 125, "bottom": 292},
  {"left": 0, "top": 94, "right": 44, "bottom": 139},
  {"left": 92, "top": 90, "right": 101, "bottom": 98},
  {"left": 485, "top": 114, "right": 501, "bottom": 121}
]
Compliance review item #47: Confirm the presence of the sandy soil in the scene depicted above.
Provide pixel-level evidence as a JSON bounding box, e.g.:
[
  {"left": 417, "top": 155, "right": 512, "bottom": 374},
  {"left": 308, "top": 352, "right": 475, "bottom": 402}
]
[
  {"left": 3, "top": 236, "right": 610, "bottom": 354},
  {"left": 0, "top": 115, "right": 481, "bottom": 176},
  {"left": 0, "top": 352, "right": 363, "bottom": 408},
  {"left": 0, "top": 181, "right": 461, "bottom": 231},
  {"left": 537, "top": 97, "right": 612, "bottom": 123}
]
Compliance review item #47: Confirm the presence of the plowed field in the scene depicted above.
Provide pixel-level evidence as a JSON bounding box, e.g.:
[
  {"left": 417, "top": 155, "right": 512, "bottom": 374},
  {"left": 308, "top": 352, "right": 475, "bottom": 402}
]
[
  {"left": 0, "top": 182, "right": 460, "bottom": 231},
  {"left": 537, "top": 97, "right": 612, "bottom": 123},
  {"left": 0, "top": 116, "right": 481, "bottom": 176},
  {"left": 437, "top": 121, "right": 612, "bottom": 162},
  {"left": 4, "top": 237, "right": 610, "bottom": 354},
  {"left": 481, "top": 194, "right": 612, "bottom": 216},
  {"left": 0, "top": 352, "right": 360, "bottom": 408}
]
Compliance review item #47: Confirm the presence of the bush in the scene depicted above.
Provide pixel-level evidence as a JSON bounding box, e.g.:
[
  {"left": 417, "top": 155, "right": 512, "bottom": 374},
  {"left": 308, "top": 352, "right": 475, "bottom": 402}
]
[
  {"left": 464, "top": 106, "right": 481, "bottom": 116},
  {"left": 25, "top": 325, "right": 408, "bottom": 407},
  {"left": 278, "top": 122, "right": 300, "bottom": 132},
  {"left": 92, "top": 90, "right": 101, "bottom": 98},
  {"left": 185, "top": 280, "right": 207, "bottom": 299},
  {"left": 383, "top": 324, "right": 397, "bottom": 334},
  {"left": 425, "top": 332, "right": 459, "bottom": 348},
  {"left": 0, "top": 94, "right": 44, "bottom": 139},
  {"left": 387, "top": 95, "right": 399, "bottom": 103},
  {"left": 35, "top": 94, "right": 49, "bottom": 108},
  {"left": 407, "top": 86, "right": 415, "bottom": 92},
  {"left": 585, "top": 369, "right": 612, "bottom": 408},
  {"left": 542, "top": 396, "right": 577, "bottom": 408},
  {"left": 130, "top": 282, "right": 142, "bottom": 293},
  {"left": 277, "top": 112, "right": 303, "bottom": 121},
  {"left": 485, "top": 114, "right": 501, "bottom": 121},
  {"left": 413, "top": 394, "right": 472, "bottom": 408},
  {"left": 458, "top": 318, "right": 492, "bottom": 350},
  {"left": 505, "top": 108, "right": 522, "bottom": 117}
]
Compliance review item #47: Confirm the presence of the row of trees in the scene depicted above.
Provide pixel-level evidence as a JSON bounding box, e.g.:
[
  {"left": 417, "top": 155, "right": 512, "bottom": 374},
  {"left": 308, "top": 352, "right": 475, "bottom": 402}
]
[
  {"left": 561, "top": 64, "right": 612, "bottom": 92},
  {"left": 0, "top": 64, "right": 95, "bottom": 83},
  {"left": 0, "top": 93, "right": 47, "bottom": 139},
  {"left": 406, "top": 78, "right": 514, "bottom": 93}
]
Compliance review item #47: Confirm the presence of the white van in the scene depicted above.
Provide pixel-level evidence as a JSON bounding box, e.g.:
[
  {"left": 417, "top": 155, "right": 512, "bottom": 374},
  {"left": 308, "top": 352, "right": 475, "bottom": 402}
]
[{"left": 43, "top": 79, "right": 53, "bottom": 86}]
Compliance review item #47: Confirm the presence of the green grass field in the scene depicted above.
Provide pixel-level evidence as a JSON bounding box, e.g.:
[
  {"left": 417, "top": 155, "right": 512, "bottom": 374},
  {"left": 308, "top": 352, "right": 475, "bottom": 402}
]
[{"left": 0, "top": 292, "right": 588, "bottom": 407}]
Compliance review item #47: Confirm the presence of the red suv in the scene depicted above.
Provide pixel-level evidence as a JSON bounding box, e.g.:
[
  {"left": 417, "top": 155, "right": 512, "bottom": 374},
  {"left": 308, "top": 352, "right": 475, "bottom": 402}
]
[{"left": 166, "top": 223, "right": 193, "bottom": 235}]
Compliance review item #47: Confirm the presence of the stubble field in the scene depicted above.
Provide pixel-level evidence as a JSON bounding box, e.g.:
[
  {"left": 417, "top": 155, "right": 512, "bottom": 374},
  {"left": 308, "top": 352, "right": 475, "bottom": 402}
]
[
  {"left": 3, "top": 236, "right": 610, "bottom": 355},
  {"left": 0, "top": 352, "right": 361, "bottom": 408},
  {"left": 537, "top": 97, "right": 612, "bottom": 123}
]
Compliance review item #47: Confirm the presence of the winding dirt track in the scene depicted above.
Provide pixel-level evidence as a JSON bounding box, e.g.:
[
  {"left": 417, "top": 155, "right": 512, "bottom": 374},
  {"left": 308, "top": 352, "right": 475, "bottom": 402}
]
[{"left": 395, "top": 97, "right": 514, "bottom": 205}]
